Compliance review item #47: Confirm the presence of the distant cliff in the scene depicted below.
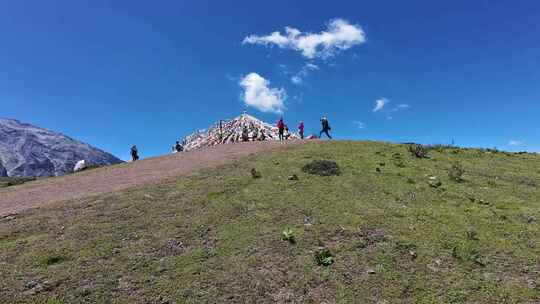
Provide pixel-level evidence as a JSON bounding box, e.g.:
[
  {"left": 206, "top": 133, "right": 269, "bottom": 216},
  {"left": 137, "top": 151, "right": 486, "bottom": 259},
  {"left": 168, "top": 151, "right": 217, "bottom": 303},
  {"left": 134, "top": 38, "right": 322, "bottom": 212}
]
[{"left": 0, "top": 118, "right": 122, "bottom": 177}]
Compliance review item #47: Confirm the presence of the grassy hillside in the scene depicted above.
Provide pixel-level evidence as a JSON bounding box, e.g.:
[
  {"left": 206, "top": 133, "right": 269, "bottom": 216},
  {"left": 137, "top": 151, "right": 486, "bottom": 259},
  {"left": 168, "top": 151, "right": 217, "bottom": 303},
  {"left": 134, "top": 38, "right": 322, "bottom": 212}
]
[
  {"left": 1, "top": 141, "right": 539, "bottom": 303},
  {"left": 0, "top": 177, "right": 35, "bottom": 188}
]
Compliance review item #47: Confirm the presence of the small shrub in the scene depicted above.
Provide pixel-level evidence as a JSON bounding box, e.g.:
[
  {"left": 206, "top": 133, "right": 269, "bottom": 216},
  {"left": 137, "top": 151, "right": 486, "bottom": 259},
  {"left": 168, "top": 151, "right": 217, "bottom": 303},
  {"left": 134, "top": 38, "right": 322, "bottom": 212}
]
[
  {"left": 428, "top": 180, "right": 442, "bottom": 188},
  {"left": 315, "top": 247, "right": 334, "bottom": 266},
  {"left": 408, "top": 144, "right": 428, "bottom": 158},
  {"left": 452, "top": 240, "right": 485, "bottom": 266},
  {"left": 393, "top": 159, "right": 406, "bottom": 168},
  {"left": 302, "top": 160, "right": 341, "bottom": 176},
  {"left": 392, "top": 153, "right": 406, "bottom": 167},
  {"left": 281, "top": 228, "right": 295, "bottom": 243},
  {"left": 41, "top": 254, "right": 65, "bottom": 266},
  {"left": 250, "top": 168, "right": 261, "bottom": 179},
  {"left": 448, "top": 162, "right": 465, "bottom": 182}
]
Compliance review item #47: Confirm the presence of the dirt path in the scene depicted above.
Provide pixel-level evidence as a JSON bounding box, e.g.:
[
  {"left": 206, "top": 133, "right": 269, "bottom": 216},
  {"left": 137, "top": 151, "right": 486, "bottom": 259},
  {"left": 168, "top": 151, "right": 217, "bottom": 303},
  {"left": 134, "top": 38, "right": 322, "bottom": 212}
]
[{"left": 0, "top": 141, "right": 298, "bottom": 216}]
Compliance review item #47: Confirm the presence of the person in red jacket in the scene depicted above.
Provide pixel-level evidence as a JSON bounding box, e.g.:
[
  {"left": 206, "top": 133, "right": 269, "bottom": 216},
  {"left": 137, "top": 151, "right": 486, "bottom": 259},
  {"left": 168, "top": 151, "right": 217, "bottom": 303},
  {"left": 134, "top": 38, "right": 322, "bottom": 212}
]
[
  {"left": 277, "top": 117, "right": 285, "bottom": 141},
  {"left": 298, "top": 121, "right": 305, "bottom": 139}
]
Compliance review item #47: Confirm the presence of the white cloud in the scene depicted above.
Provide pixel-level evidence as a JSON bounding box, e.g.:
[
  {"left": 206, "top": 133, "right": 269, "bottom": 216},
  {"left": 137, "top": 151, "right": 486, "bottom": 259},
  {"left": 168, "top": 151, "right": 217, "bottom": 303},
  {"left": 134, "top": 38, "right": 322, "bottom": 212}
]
[
  {"left": 388, "top": 104, "right": 411, "bottom": 112},
  {"left": 225, "top": 73, "right": 237, "bottom": 82},
  {"left": 243, "top": 19, "right": 366, "bottom": 59},
  {"left": 305, "top": 63, "right": 319, "bottom": 70},
  {"left": 508, "top": 140, "right": 524, "bottom": 146},
  {"left": 353, "top": 121, "right": 366, "bottom": 129},
  {"left": 239, "top": 73, "right": 286, "bottom": 113},
  {"left": 373, "top": 98, "right": 388, "bottom": 112},
  {"left": 290, "top": 62, "right": 320, "bottom": 85},
  {"left": 291, "top": 75, "right": 303, "bottom": 84}
]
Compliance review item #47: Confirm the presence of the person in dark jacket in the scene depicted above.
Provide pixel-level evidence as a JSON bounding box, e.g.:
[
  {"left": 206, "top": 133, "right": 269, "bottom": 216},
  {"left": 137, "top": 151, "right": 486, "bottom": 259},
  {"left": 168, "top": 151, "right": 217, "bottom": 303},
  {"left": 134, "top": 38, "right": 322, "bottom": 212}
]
[
  {"left": 174, "top": 141, "right": 183, "bottom": 152},
  {"left": 242, "top": 125, "right": 249, "bottom": 142},
  {"left": 298, "top": 121, "right": 305, "bottom": 139},
  {"left": 284, "top": 125, "right": 291, "bottom": 140},
  {"left": 130, "top": 145, "right": 139, "bottom": 161},
  {"left": 319, "top": 116, "right": 332, "bottom": 139},
  {"left": 277, "top": 117, "right": 285, "bottom": 141}
]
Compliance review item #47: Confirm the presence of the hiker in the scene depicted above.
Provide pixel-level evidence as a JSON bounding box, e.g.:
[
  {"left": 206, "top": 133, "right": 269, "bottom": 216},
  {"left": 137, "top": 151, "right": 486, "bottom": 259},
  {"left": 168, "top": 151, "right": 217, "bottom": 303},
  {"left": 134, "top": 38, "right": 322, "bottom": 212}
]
[
  {"left": 319, "top": 116, "right": 332, "bottom": 139},
  {"left": 242, "top": 125, "right": 249, "bottom": 142},
  {"left": 174, "top": 141, "right": 183, "bottom": 152},
  {"left": 130, "top": 145, "right": 139, "bottom": 161},
  {"left": 252, "top": 127, "right": 259, "bottom": 141},
  {"left": 284, "top": 125, "right": 291, "bottom": 140},
  {"left": 277, "top": 117, "right": 285, "bottom": 141},
  {"left": 298, "top": 121, "right": 305, "bottom": 139}
]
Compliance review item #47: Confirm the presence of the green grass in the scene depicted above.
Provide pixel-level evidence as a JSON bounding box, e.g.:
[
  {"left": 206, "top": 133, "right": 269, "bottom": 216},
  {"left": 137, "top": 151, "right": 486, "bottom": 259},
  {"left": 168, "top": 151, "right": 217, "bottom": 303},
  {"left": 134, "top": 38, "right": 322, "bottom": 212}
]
[
  {"left": 1, "top": 141, "right": 539, "bottom": 303},
  {"left": 0, "top": 177, "right": 35, "bottom": 188}
]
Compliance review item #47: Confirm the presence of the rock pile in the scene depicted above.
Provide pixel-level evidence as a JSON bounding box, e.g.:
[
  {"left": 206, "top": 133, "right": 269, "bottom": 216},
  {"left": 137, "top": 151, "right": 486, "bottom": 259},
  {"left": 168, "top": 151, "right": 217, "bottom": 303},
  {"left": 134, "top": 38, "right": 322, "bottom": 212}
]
[{"left": 182, "top": 113, "right": 299, "bottom": 151}]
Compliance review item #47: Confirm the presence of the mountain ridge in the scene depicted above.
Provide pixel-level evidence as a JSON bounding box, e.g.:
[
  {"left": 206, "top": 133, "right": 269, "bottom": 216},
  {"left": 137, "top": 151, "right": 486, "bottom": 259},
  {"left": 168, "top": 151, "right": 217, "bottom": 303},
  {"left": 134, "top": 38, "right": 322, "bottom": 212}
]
[{"left": 0, "top": 118, "right": 122, "bottom": 177}]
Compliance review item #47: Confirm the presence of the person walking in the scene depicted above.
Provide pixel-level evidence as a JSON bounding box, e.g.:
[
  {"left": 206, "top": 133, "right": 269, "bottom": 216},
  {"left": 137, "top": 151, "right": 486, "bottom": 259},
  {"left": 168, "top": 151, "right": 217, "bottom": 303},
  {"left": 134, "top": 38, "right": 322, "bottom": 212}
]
[
  {"left": 298, "top": 121, "right": 305, "bottom": 139},
  {"left": 277, "top": 117, "right": 285, "bottom": 141},
  {"left": 130, "top": 145, "right": 139, "bottom": 161},
  {"left": 319, "top": 116, "right": 332, "bottom": 139}
]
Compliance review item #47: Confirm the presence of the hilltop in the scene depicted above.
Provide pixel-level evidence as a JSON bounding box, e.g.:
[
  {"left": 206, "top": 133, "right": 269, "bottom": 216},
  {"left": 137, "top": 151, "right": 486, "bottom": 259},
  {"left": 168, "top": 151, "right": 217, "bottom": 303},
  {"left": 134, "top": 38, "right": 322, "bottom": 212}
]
[
  {"left": 0, "top": 118, "right": 122, "bottom": 178},
  {"left": 0, "top": 141, "right": 539, "bottom": 303}
]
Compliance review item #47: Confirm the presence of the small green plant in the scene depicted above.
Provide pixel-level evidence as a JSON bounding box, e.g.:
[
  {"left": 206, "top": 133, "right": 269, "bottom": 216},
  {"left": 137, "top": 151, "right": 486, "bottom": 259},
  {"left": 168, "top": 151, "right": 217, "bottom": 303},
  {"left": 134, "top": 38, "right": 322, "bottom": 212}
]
[
  {"left": 452, "top": 240, "right": 485, "bottom": 266},
  {"left": 448, "top": 162, "right": 465, "bottom": 182},
  {"left": 315, "top": 247, "right": 334, "bottom": 266},
  {"left": 281, "top": 228, "right": 295, "bottom": 243},
  {"left": 41, "top": 254, "right": 65, "bottom": 266}
]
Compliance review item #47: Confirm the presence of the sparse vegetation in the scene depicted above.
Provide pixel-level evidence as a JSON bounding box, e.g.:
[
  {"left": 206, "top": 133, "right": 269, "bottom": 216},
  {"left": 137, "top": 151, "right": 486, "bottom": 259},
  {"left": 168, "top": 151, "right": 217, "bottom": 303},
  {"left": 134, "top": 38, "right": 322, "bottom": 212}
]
[
  {"left": 408, "top": 144, "right": 429, "bottom": 158},
  {"left": 448, "top": 161, "right": 465, "bottom": 182},
  {"left": 41, "top": 254, "right": 65, "bottom": 267},
  {"left": 302, "top": 159, "right": 341, "bottom": 176},
  {"left": 314, "top": 247, "right": 334, "bottom": 266},
  {"left": 1, "top": 141, "right": 539, "bottom": 303}
]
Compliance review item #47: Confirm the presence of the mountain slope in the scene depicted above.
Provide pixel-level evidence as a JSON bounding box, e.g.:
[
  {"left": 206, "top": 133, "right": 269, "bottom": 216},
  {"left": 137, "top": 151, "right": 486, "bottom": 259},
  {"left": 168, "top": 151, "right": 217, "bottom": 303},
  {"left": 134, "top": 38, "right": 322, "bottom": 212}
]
[
  {"left": 0, "top": 141, "right": 539, "bottom": 303},
  {"left": 0, "top": 140, "right": 295, "bottom": 216},
  {"left": 0, "top": 118, "right": 122, "bottom": 177},
  {"left": 0, "top": 161, "right": 7, "bottom": 177}
]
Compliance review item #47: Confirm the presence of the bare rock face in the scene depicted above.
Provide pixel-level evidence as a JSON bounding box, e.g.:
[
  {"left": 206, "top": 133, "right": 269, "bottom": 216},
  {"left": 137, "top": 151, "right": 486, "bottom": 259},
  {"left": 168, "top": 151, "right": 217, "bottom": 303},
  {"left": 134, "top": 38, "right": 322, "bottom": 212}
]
[
  {"left": 0, "top": 161, "right": 7, "bottom": 177},
  {"left": 0, "top": 118, "right": 122, "bottom": 178}
]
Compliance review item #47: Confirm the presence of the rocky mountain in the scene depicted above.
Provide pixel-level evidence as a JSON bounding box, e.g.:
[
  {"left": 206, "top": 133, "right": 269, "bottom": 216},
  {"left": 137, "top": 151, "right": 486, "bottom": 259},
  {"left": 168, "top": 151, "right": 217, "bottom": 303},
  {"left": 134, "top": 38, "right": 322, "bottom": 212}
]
[
  {"left": 0, "top": 161, "right": 7, "bottom": 177},
  {"left": 0, "top": 118, "right": 123, "bottom": 178},
  {"left": 182, "top": 113, "right": 299, "bottom": 151}
]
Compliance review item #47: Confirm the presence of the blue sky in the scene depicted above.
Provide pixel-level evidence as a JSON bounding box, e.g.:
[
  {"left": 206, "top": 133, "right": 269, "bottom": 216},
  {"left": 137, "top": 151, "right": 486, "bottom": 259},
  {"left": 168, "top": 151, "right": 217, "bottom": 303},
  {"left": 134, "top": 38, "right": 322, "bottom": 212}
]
[{"left": 1, "top": 0, "right": 539, "bottom": 159}]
